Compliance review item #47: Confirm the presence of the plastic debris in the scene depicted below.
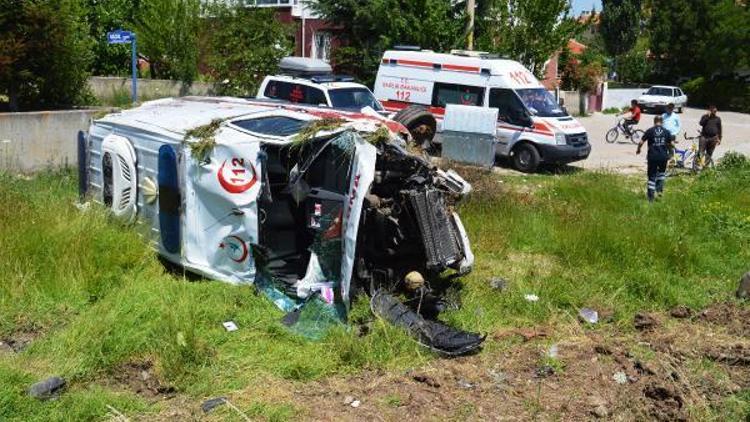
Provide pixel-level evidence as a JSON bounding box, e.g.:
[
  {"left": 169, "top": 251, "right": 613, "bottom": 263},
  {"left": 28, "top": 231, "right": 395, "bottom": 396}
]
[
  {"left": 457, "top": 379, "right": 475, "bottom": 389},
  {"left": 578, "top": 308, "right": 599, "bottom": 324},
  {"left": 489, "top": 277, "right": 508, "bottom": 291},
  {"left": 28, "top": 376, "right": 66, "bottom": 400},
  {"left": 524, "top": 294, "right": 539, "bottom": 302},
  {"left": 222, "top": 321, "right": 238, "bottom": 332},
  {"left": 736, "top": 272, "right": 750, "bottom": 299},
  {"left": 547, "top": 344, "right": 559, "bottom": 358},
  {"left": 201, "top": 397, "right": 227, "bottom": 413},
  {"left": 613, "top": 371, "right": 628, "bottom": 385},
  {"left": 343, "top": 395, "right": 355, "bottom": 405},
  {"left": 350, "top": 400, "right": 361, "bottom": 408}
]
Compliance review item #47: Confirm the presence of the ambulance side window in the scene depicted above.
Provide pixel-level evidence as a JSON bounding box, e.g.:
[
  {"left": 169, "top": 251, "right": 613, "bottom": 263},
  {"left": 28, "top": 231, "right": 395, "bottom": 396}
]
[
  {"left": 431, "top": 83, "right": 484, "bottom": 108},
  {"left": 264, "top": 80, "right": 328, "bottom": 106},
  {"left": 489, "top": 88, "right": 528, "bottom": 126}
]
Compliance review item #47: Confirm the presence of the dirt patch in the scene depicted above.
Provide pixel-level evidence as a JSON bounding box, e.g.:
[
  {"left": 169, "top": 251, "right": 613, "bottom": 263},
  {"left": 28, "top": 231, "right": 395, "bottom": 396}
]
[
  {"left": 698, "top": 302, "right": 750, "bottom": 336},
  {"left": 150, "top": 305, "right": 750, "bottom": 421},
  {"left": 109, "top": 361, "right": 176, "bottom": 400},
  {"left": 0, "top": 327, "right": 42, "bottom": 353}
]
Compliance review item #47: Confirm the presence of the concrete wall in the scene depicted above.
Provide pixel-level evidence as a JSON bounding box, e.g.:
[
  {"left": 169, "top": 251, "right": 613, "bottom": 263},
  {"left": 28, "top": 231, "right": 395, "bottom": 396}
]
[
  {"left": 0, "top": 109, "right": 101, "bottom": 173},
  {"left": 603, "top": 87, "right": 645, "bottom": 110},
  {"left": 558, "top": 90, "right": 585, "bottom": 116},
  {"left": 89, "top": 77, "right": 215, "bottom": 102}
]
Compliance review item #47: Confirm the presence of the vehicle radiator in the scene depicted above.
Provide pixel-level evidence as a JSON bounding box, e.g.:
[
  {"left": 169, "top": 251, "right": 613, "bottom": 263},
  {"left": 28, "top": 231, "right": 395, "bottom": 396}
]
[{"left": 404, "top": 189, "right": 463, "bottom": 271}]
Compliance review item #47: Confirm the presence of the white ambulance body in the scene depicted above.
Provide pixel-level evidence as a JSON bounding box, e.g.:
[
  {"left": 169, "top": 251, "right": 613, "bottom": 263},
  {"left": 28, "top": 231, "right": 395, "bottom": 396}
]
[{"left": 374, "top": 50, "right": 591, "bottom": 172}]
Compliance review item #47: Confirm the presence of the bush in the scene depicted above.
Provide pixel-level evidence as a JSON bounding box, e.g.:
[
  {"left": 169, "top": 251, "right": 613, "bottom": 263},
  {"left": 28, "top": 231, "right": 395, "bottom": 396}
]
[
  {"left": 682, "top": 76, "right": 750, "bottom": 113},
  {"left": 718, "top": 152, "right": 749, "bottom": 171},
  {"left": 0, "top": 0, "right": 94, "bottom": 111},
  {"left": 202, "top": 2, "right": 292, "bottom": 96}
]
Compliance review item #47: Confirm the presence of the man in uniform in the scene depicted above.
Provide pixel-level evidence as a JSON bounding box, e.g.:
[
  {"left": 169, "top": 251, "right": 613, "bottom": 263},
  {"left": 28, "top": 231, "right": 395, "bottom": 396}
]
[{"left": 637, "top": 115, "right": 674, "bottom": 202}]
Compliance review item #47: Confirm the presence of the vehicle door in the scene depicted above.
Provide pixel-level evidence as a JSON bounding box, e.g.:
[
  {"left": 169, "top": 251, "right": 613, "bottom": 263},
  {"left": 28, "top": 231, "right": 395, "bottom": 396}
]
[
  {"left": 487, "top": 88, "right": 532, "bottom": 154},
  {"left": 676, "top": 88, "right": 687, "bottom": 107}
]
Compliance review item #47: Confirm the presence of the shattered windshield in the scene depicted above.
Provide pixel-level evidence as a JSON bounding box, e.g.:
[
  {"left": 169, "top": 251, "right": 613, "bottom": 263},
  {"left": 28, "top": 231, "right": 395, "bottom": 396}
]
[
  {"left": 516, "top": 88, "right": 566, "bottom": 117},
  {"left": 328, "top": 88, "right": 384, "bottom": 111},
  {"left": 646, "top": 87, "right": 674, "bottom": 96},
  {"left": 232, "top": 116, "right": 306, "bottom": 137}
]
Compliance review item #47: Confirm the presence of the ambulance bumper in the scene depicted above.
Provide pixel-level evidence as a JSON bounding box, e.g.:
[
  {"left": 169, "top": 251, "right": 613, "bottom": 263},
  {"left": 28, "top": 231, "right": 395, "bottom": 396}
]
[{"left": 537, "top": 143, "right": 591, "bottom": 164}]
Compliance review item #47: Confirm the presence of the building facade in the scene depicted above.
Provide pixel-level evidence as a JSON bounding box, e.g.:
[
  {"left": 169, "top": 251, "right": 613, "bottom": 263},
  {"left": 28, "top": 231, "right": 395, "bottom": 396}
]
[{"left": 250, "top": 0, "right": 339, "bottom": 62}]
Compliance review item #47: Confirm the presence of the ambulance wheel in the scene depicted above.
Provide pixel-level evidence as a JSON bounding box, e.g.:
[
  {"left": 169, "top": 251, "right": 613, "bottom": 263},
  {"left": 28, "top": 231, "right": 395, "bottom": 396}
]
[
  {"left": 392, "top": 106, "right": 437, "bottom": 148},
  {"left": 512, "top": 143, "right": 540, "bottom": 173}
]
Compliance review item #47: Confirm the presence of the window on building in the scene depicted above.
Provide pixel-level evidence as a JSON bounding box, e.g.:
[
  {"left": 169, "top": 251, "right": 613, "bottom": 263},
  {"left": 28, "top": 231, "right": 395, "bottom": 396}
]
[
  {"left": 312, "top": 31, "right": 332, "bottom": 62},
  {"left": 431, "top": 83, "right": 484, "bottom": 108},
  {"left": 263, "top": 80, "right": 327, "bottom": 106}
]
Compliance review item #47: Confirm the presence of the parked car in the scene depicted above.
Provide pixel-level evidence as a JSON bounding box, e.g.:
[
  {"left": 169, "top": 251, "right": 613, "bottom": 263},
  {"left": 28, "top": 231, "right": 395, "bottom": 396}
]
[
  {"left": 373, "top": 48, "right": 591, "bottom": 173},
  {"left": 80, "top": 96, "right": 483, "bottom": 355},
  {"left": 257, "top": 57, "right": 384, "bottom": 113},
  {"left": 637, "top": 85, "right": 688, "bottom": 114}
]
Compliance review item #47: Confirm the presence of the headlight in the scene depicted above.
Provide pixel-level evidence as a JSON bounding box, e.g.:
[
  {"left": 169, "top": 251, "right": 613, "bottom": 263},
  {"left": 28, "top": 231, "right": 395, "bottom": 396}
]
[{"left": 555, "top": 132, "right": 567, "bottom": 145}]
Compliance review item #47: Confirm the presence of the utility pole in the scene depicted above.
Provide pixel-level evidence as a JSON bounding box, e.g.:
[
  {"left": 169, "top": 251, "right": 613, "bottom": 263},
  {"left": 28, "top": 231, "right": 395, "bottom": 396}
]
[{"left": 466, "top": 0, "right": 475, "bottom": 50}]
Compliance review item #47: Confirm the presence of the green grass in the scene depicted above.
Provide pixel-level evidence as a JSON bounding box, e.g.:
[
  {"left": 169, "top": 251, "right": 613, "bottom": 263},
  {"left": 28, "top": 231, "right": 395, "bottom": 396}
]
[{"left": 1, "top": 163, "right": 749, "bottom": 419}]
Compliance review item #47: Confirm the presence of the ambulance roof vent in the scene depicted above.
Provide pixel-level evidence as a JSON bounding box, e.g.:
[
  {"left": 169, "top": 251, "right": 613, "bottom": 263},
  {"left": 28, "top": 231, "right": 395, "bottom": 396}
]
[
  {"left": 393, "top": 45, "right": 421, "bottom": 51},
  {"left": 450, "top": 49, "right": 491, "bottom": 58},
  {"left": 279, "top": 57, "right": 332, "bottom": 77}
]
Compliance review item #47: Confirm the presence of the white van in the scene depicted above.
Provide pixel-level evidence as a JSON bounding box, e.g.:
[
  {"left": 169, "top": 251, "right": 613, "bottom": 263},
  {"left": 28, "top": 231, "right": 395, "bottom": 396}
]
[{"left": 374, "top": 49, "right": 591, "bottom": 172}]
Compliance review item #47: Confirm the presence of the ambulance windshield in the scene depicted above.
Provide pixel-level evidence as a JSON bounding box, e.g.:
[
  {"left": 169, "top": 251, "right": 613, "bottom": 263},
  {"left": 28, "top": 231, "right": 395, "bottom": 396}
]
[
  {"left": 329, "top": 88, "right": 384, "bottom": 111},
  {"left": 516, "top": 88, "right": 566, "bottom": 118}
]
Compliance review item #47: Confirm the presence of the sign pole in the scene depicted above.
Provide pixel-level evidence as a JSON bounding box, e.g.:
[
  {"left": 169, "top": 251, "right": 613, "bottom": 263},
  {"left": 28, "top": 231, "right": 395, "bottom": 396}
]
[{"left": 131, "top": 35, "right": 137, "bottom": 104}]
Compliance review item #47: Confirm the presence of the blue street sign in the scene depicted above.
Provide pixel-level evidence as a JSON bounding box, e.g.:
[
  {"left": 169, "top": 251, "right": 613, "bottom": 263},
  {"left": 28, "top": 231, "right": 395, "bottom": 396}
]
[
  {"left": 106, "top": 30, "right": 138, "bottom": 103},
  {"left": 107, "top": 30, "right": 134, "bottom": 44}
]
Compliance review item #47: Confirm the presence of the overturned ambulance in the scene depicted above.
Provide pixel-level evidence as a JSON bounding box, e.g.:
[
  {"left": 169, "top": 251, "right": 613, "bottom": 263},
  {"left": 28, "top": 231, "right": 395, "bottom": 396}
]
[{"left": 80, "top": 96, "right": 484, "bottom": 355}]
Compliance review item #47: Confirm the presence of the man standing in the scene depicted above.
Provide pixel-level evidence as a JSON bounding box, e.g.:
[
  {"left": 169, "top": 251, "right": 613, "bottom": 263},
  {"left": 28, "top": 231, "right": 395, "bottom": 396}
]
[
  {"left": 637, "top": 115, "right": 673, "bottom": 202},
  {"left": 699, "top": 104, "right": 722, "bottom": 165},
  {"left": 662, "top": 103, "right": 681, "bottom": 157},
  {"left": 662, "top": 103, "right": 681, "bottom": 141}
]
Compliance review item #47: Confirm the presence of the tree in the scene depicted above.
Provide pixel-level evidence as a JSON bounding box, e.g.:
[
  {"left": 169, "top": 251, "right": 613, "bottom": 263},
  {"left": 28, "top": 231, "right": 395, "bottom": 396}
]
[
  {"left": 135, "top": 0, "right": 200, "bottom": 83},
  {"left": 203, "top": 1, "right": 293, "bottom": 96},
  {"left": 648, "top": 0, "right": 713, "bottom": 81},
  {"left": 616, "top": 37, "right": 651, "bottom": 83},
  {"left": 599, "top": 0, "right": 640, "bottom": 58},
  {"left": 0, "top": 0, "right": 93, "bottom": 111},
  {"left": 312, "top": 0, "right": 465, "bottom": 85},
  {"left": 559, "top": 46, "right": 605, "bottom": 93},
  {"left": 84, "top": 0, "right": 141, "bottom": 76},
  {"left": 476, "top": 0, "right": 583, "bottom": 77}
]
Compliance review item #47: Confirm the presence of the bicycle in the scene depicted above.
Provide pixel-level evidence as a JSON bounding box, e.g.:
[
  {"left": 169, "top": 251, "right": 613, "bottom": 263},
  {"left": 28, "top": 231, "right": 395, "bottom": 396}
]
[
  {"left": 666, "top": 135, "right": 698, "bottom": 176},
  {"left": 605, "top": 117, "right": 644, "bottom": 145},
  {"left": 685, "top": 131, "right": 715, "bottom": 173}
]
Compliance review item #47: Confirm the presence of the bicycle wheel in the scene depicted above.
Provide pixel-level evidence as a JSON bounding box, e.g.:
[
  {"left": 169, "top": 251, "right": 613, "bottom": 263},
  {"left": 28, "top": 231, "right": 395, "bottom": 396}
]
[
  {"left": 691, "top": 153, "right": 703, "bottom": 173},
  {"left": 605, "top": 128, "right": 618, "bottom": 143},
  {"left": 630, "top": 129, "right": 645, "bottom": 144}
]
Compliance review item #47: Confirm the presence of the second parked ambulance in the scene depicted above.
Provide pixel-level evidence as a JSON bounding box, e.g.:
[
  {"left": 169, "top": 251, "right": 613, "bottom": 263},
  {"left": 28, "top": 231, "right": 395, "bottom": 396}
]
[{"left": 374, "top": 49, "right": 591, "bottom": 172}]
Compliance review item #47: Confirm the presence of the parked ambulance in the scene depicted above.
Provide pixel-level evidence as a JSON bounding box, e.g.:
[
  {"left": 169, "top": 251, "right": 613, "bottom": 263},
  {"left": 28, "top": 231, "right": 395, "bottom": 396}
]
[{"left": 374, "top": 49, "right": 591, "bottom": 172}]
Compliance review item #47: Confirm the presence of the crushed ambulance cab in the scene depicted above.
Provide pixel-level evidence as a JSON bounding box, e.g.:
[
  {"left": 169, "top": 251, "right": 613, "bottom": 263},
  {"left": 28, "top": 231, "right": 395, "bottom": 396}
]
[
  {"left": 374, "top": 49, "right": 591, "bottom": 172},
  {"left": 79, "top": 96, "right": 483, "bottom": 355}
]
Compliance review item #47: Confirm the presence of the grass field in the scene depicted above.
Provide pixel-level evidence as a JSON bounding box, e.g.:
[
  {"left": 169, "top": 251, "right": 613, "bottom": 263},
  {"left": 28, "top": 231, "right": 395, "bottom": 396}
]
[{"left": 1, "top": 157, "right": 749, "bottom": 420}]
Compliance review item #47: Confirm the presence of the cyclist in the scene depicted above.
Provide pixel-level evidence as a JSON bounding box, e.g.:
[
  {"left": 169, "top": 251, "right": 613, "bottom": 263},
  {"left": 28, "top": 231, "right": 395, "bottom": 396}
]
[
  {"left": 698, "top": 104, "right": 722, "bottom": 165},
  {"left": 620, "top": 99, "right": 641, "bottom": 137},
  {"left": 637, "top": 115, "right": 673, "bottom": 202}
]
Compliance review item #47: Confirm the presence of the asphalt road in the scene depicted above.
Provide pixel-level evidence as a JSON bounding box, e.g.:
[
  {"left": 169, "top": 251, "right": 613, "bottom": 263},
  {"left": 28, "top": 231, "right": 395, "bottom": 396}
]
[{"left": 577, "top": 107, "right": 750, "bottom": 173}]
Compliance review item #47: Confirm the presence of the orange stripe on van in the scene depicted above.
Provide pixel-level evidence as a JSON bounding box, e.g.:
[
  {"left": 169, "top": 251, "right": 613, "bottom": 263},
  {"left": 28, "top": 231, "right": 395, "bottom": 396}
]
[
  {"left": 396, "top": 59, "right": 434, "bottom": 68},
  {"left": 442, "top": 64, "right": 480, "bottom": 72}
]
